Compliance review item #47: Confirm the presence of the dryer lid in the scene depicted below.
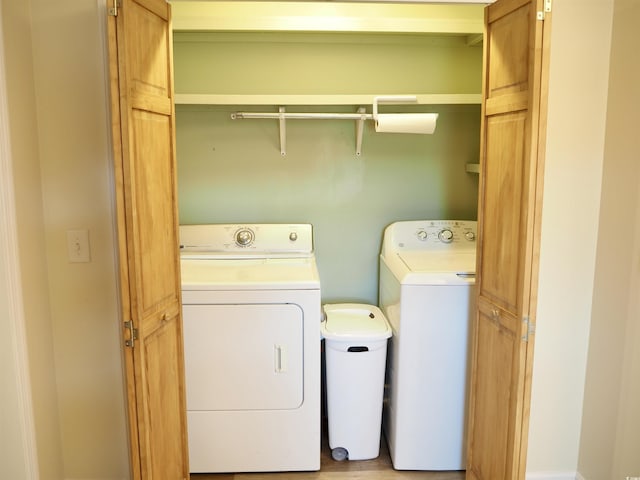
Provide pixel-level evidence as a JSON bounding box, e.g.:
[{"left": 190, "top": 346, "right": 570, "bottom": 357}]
[{"left": 180, "top": 257, "right": 320, "bottom": 291}]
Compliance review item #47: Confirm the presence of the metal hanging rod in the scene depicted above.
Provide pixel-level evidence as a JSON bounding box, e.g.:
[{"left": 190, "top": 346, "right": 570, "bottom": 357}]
[
  {"left": 231, "top": 111, "right": 373, "bottom": 121},
  {"left": 230, "top": 96, "right": 436, "bottom": 156},
  {"left": 231, "top": 106, "right": 371, "bottom": 156}
]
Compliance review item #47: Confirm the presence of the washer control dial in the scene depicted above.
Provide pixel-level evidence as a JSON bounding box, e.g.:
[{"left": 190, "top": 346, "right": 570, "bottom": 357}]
[
  {"left": 416, "top": 229, "right": 428, "bottom": 241},
  {"left": 438, "top": 229, "right": 454, "bottom": 243},
  {"left": 289, "top": 232, "right": 298, "bottom": 242},
  {"left": 235, "top": 228, "right": 255, "bottom": 247},
  {"left": 465, "top": 231, "right": 476, "bottom": 241}
]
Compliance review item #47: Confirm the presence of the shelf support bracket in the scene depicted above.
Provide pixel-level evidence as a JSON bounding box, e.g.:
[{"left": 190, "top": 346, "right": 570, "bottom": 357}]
[
  {"left": 355, "top": 107, "right": 366, "bottom": 156},
  {"left": 466, "top": 163, "right": 480, "bottom": 174},
  {"left": 278, "top": 106, "right": 287, "bottom": 156}
]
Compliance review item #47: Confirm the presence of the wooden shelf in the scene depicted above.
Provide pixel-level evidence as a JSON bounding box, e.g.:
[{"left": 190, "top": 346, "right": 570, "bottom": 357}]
[
  {"left": 171, "top": 2, "right": 485, "bottom": 35},
  {"left": 174, "top": 93, "right": 482, "bottom": 106},
  {"left": 466, "top": 163, "right": 480, "bottom": 174}
]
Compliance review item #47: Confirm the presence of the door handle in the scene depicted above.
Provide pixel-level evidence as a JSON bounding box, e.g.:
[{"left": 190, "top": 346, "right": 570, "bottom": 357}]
[{"left": 274, "top": 345, "right": 287, "bottom": 373}]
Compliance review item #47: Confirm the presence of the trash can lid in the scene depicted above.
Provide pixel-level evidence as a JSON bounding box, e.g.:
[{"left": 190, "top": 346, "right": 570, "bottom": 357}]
[{"left": 321, "top": 303, "right": 392, "bottom": 341}]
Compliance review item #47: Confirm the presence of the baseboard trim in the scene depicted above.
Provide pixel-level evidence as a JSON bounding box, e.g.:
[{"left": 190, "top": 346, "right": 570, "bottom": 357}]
[
  {"left": 526, "top": 472, "right": 579, "bottom": 480},
  {"left": 65, "top": 478, "right": 127, "bottom": 480}
]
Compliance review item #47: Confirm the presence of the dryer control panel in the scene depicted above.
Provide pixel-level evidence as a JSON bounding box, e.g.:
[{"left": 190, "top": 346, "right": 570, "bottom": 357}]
[{"left": 179, "top": 223, "right": 314, "bottom": 258}]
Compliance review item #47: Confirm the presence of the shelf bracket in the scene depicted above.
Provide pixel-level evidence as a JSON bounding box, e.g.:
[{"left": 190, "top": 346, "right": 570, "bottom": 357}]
[
  {"left": 355, "top": 107, "right": 366, "bottom": 156},
  {"left": 279, "top": 106, "right": 286, "bottom": 156},
  {"left": 466, "top": 34, "right": 483, "bottom": 47},
  {"left": 466, "top": 163, "right": 480, "bottom": 174}
]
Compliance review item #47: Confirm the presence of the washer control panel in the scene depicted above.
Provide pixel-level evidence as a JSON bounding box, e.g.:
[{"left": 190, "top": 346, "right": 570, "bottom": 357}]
[
  {"left": 385, "top": 220, "right": 477, "bottom": 252},
  {"left": 179, "top": 224, "right": 314, "bottom": 257}
]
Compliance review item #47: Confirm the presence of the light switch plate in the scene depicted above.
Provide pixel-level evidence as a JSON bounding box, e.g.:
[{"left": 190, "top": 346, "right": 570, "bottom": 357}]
[{"left": 67, "top": 229, "right": 91, "bottom": 263}]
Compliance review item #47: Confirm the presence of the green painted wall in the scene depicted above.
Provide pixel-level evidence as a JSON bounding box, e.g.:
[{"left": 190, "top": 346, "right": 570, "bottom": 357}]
[
  {"left": 174, "top": 32, "right": 482, "bottom": 96},
  {"left": 176, "top": 104, "right": 480, "bottom": 303},
  {"left": 174, "top": 32, "right": 481, "bottom": 304}
]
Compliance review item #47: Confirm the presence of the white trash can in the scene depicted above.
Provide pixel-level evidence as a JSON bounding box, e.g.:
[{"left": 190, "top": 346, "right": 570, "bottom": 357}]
[{"left": 321, "top": 303, "right": 392, "bottom": 461}]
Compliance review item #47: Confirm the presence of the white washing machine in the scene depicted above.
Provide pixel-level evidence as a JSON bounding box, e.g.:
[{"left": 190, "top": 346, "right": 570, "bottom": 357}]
[
  {"left": 379, "top": 220, "right": 476, "bottom": 471},
  {"left": 180, "top": 224, "right": 321, "bottom": 473}
]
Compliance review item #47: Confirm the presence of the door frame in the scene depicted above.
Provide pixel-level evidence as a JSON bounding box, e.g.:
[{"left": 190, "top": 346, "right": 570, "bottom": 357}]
[{"left": 0, "top": 11, "right": 40, "bottom": 480}]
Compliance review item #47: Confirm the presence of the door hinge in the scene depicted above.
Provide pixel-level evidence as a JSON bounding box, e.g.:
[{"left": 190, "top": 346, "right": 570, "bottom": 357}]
[
  {"left": 537, "top": 0, "right": 552, "bottom": 20},
  {"left": 522, "top": 316, "right": 535, "bottom": 342},
  {"left": 108, "top": 0, "right": 121, "bottom": 17},
  {"left": 124, "top": 320, "right": 138, "bottom": 348}
]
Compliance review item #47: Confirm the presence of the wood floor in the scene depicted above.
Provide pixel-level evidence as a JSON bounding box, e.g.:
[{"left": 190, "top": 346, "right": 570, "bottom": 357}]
[{"left": 190, "top": 432, "right": 465, "bottom": 480}]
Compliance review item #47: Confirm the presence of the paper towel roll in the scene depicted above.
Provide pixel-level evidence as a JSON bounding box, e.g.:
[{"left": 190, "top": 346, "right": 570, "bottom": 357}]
[{"left": 374, "top": 113, "right": 438, "bottom": 134}]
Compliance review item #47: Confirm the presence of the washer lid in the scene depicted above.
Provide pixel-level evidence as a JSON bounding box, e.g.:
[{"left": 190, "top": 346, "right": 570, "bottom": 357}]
[
  {"left": 321, "top": 303, "right": 391, "bottom": 341},
  {"left": 398, "top": 251, "right": 476, "bottom": 274}
]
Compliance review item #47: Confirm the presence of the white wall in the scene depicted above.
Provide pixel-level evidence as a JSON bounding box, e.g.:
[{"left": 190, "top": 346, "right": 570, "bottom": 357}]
[
  {"left": 0, "top": 0, "right": 65, "bottom": 478},
  {"left": 28, "top": 0, "right": 129, "bottom": 478},
  {"left": 2, "top": 0, "right": 129, "bottom": 478},
  {"left": 578, "top": 0, "right": 640, "bottom": 478},
  {"left": 610, "top": 195, "right": 640, "bottom": 479},
  {"left": 526, "top": 0, "right": 614, "bottom": 477},
  {"left": 0, "top": 241, "right": 34, "bottom": 479},
  {"left": 528, "top": 1, "right": 640, "bottom": 478},
  {"left": 0, "top": 8, "right": 37, "bottom": 477}
]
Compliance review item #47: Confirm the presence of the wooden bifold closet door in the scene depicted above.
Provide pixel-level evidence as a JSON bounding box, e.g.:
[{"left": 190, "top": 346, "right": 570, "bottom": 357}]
[
  {"left": 107, "top": 0, "right": 189, "bottom": 478},
  {"left": 466, "top": 0, "right": 550, "bottom": 479}
]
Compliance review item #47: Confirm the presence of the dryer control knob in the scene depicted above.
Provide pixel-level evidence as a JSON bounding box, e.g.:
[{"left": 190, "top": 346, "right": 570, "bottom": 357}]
[
  {"left": 289, "top": 232, "right": 298, "bottom": 242},
  {"left": 235, "top": 229, "right": 254, "bottom": 247},
  {"left": 416, "top": 230, "right": 428, "bottom": 241},
  {"left": 465, "top": 231, "right": 476, "bottom": 241},
  {"left": 438, "top": 229, "right": 454, "bottom": 243}
]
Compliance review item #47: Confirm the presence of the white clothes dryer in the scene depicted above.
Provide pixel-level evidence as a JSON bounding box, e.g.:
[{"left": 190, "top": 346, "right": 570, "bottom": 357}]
[
  {"left": 180, "top": 224, "right": 321, "bottom": 473},
  {"left": 379, "top": 220, "right": 477, "bottom": 471}
]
